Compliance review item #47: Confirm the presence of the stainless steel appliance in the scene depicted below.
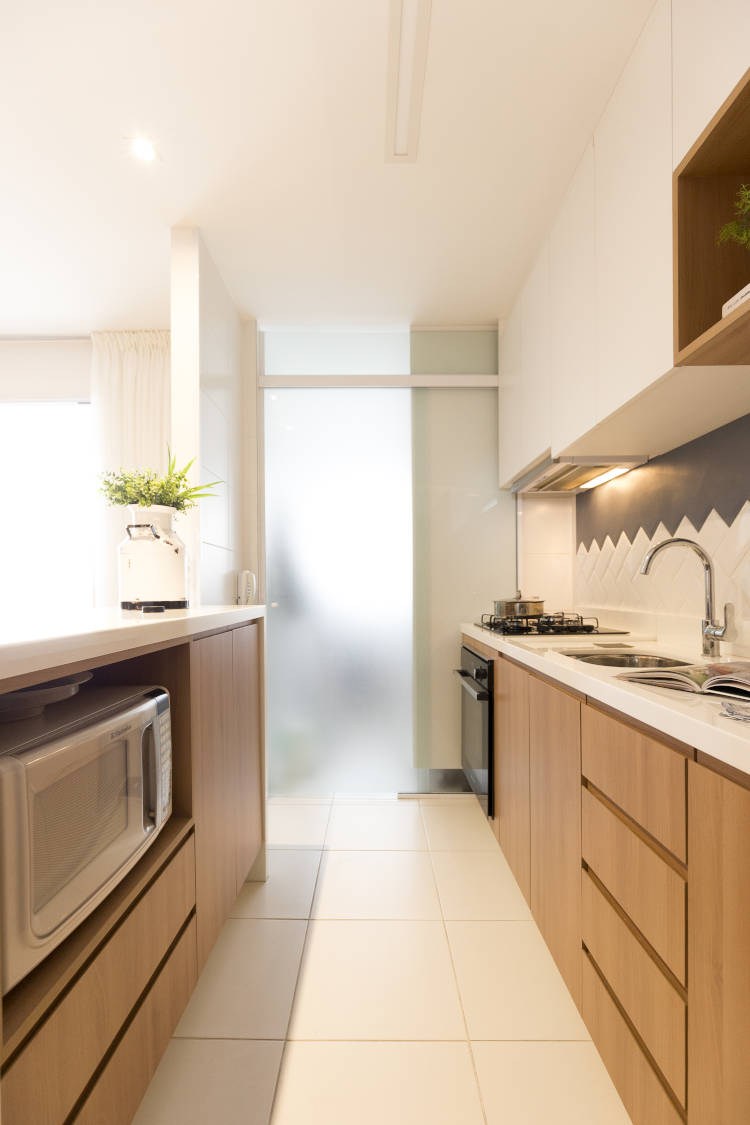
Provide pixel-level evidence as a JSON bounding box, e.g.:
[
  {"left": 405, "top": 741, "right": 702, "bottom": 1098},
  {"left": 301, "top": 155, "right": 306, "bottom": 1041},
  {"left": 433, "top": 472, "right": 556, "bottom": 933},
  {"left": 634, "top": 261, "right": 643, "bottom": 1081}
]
[
  {"left": 476, "top": 611, "right": 629, "bottom": 636},
  {"left": 0, "top": 684, "right": 172, "bottom": 992},
  {"left": 455, "top": 646, "right": 493, "bottom": 815}
]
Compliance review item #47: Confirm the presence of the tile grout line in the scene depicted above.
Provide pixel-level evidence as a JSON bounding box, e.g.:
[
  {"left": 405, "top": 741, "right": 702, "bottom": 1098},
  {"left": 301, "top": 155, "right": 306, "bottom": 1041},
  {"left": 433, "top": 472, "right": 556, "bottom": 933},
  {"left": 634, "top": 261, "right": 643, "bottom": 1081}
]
[
  {"left": 265, "top": 800, "right": 334, "bottom": 1125},
  {"left": 419, "top": 800, "right": 490, "bottom": 1125}
]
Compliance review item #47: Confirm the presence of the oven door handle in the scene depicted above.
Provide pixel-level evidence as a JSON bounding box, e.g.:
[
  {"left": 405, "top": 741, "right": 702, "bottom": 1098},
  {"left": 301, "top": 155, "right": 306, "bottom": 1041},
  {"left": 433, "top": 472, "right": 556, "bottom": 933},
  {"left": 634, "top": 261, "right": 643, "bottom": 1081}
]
[{"left": 454, "top": 668, "right": 490, "bottom": 701}]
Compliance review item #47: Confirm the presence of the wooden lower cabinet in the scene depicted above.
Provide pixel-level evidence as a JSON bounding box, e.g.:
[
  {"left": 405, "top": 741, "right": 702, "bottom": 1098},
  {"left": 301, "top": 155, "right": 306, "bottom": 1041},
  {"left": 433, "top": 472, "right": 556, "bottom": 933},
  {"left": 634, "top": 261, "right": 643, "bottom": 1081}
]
[
  {"left": 74, "top": 918, "right": 198, "bottom": 1125},
  {"left": 493, "top": 658, "right": 531, "bottom": 901},
  {"left": 581, "top": 787, "right": 686, "bottom": 984},
  {"left": 192, "top": 623, "right": 263, "bottom": 968},
  {"left": 581, "top": 954, "right": 683, "bottom": 1125},
  {"left": 688, "top": 760, "right": 750, "bottom": 1124},
  {"left": 582, "top": 871, "right": 685, "bottom": 1104},
  {"left": 2, "top": 834, "right": 196, "bottom": 1125},
  {"left": 529, "top": 675, "right": 582, "bottom": 1007},
  {"left": 233, "top": 621, "right": 263, "bottom": 890}
]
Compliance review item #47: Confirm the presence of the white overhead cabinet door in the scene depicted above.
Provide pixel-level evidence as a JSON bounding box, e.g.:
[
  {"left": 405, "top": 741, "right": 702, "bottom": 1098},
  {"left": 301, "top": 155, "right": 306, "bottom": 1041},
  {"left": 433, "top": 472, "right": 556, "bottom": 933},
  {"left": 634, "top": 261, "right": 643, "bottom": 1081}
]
[
  {"left": 593, "top": 0, "right": 673, "bottom": 422},
  {"left": 498, "top": 243, "right": 551, "bottom": 488},
  {"left": 548, "top": 142, "right": 597, "bottom": 456},
  {"left": 672, "top": 0, "right": 750, "bottom": 168}
]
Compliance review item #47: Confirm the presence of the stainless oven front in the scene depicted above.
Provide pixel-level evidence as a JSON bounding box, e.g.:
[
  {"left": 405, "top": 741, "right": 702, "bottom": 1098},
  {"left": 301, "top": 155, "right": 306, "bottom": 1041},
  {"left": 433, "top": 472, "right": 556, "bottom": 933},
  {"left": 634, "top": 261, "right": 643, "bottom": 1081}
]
[{"left": 455, "top": 646, "right": 493, "bottom": 816}]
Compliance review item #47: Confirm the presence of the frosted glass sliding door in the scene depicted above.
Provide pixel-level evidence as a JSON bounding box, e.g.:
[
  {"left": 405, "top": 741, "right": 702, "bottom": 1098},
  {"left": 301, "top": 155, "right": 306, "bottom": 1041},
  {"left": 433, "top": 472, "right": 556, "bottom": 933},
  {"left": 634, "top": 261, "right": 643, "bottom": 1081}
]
[{"left": 265, "top": 389, "right": 415, "bottom": 795}]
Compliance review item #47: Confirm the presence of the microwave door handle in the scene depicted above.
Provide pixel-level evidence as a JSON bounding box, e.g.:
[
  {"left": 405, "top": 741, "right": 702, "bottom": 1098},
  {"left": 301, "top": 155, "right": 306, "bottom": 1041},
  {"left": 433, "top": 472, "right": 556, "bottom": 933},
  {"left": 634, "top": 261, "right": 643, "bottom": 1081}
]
[{"left": 141, "top": 721, "right": 157, "bottom": 829}]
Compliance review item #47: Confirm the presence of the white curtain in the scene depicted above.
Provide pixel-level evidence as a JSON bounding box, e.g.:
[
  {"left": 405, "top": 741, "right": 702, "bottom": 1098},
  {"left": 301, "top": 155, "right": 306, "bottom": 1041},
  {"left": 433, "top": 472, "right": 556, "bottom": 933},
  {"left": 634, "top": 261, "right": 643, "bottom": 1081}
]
[{"left": 91, "top": 330, "right": 170, "bottom": 606}]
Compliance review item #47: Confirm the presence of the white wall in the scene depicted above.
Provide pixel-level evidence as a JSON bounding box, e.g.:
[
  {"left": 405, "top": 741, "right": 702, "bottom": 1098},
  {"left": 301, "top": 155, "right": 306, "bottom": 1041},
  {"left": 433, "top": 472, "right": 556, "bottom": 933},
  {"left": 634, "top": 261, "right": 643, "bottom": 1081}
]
[
  {"left": 0, "top": 338, "right": 91, "bottom": 401},
  {"left": 517, "top": 495, "right": 576, "bottom": 611},
  {"left": 170, "top": 227, "right": 256, "bottom": 605}
]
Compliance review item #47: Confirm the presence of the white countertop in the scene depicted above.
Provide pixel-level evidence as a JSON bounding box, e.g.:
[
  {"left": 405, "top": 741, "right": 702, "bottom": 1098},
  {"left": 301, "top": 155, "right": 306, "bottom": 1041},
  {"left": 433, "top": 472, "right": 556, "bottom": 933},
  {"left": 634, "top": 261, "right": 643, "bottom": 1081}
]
[
  {"left": 461, "top": 622, "right": 750, "bottom": 778},
  {"left": 0, "top": 605, "right": 266, "bottom": 684}
]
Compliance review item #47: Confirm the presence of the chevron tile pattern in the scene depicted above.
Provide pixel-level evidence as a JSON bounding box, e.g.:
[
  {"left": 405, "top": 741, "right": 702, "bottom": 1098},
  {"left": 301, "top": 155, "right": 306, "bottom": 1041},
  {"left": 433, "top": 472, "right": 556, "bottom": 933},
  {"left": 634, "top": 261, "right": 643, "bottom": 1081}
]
[{"left": 575, "top": 502, "right": 750, "bottom": 649}]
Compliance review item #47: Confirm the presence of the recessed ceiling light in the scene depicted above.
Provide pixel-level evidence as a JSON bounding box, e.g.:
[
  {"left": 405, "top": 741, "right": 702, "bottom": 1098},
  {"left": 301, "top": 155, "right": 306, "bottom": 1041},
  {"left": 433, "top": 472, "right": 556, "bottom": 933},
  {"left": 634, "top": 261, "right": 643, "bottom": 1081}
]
[
  {"left": 130, "top": 137, "right": 156, "bottom": 162},
  {"left": 385, "top": 0, "right": 432, "bottom": 162}
]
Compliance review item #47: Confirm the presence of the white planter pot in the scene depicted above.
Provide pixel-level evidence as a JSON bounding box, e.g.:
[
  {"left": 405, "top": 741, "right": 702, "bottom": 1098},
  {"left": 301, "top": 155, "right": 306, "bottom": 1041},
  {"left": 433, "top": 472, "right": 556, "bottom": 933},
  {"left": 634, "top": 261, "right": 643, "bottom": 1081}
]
[{"left": 118, "top": 505, "right": 189, "bottom": 610}]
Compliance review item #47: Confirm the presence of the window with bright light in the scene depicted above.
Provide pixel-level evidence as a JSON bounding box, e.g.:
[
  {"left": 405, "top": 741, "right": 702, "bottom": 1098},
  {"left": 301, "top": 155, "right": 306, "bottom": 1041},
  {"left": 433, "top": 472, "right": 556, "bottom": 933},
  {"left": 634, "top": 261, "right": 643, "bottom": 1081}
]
[{"left": 0, "top": 403, "right": 95, "bottom": 614}]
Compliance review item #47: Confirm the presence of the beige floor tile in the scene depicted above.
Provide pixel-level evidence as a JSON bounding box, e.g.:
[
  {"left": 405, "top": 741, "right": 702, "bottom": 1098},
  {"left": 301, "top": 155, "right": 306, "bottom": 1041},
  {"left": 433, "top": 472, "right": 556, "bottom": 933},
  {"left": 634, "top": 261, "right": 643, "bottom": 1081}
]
[
  {"left": 267, "top": 803, "right": 330, "bottom": 848},
  {"left": 312, "top": 850, "right": 441, "bottom": 919},
  {"left": 324, "top": 802, "right": 428, "bottom": 850},
  {"left": 231, "top": 850, "right": 322, "bottom": 919},
  {"left": 175, "top": 919, "right": 306, "bottom": 1039},
  {"left": 288, "top": 920, "right": 465, "bottom": 1040},
  {"left": 421, "top": 804, "right": 498, "bottom": 851},
  {"left": 473, "top": 1042, "right": 632, "bottom": 1124},
  {"left": 271, "top": 1042, "right": 485, "bottom": 1125},
  {"left": 133, "top": 1039, "right": 283, "bottom": 1125},
  {"left": 431, "top": 850, "right": 532, "bottom": 920},
  {"left": 447, "top": 921, "right": 590, "bottom": 1040}
]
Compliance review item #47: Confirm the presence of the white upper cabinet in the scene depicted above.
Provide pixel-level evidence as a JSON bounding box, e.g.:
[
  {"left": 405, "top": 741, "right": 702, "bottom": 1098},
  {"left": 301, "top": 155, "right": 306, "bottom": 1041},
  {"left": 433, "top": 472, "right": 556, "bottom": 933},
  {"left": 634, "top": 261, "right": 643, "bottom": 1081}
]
[
  {"left": 548, "top": 142, "right": 597, "bottom": 456},
  {"left": 498, "top": 243, "right": 551, "bottom": 487},
  {"left": 673, "top": 0, "right": 750, "bottom": 167},
  {"left": 594, "top": 0, "right": 673, "bottom": 423}
]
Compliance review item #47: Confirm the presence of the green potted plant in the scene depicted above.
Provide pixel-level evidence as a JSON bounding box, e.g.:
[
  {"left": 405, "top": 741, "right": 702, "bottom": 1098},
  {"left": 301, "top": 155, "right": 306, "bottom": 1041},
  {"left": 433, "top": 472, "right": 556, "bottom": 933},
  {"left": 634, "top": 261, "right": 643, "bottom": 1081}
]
[
  {"left": 100, "top": 449, "right": 220, "bottom": 611},
  {"left": 717, "top": 184, "right": 750, "bottom": 318}
]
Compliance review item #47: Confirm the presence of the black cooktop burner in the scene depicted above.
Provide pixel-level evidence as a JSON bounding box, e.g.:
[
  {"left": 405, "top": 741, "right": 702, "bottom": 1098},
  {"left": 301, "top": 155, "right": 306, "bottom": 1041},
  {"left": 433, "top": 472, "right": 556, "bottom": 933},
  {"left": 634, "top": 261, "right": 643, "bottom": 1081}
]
[{"left": 476, "top": 611, "right": 624, "bottom": 636}]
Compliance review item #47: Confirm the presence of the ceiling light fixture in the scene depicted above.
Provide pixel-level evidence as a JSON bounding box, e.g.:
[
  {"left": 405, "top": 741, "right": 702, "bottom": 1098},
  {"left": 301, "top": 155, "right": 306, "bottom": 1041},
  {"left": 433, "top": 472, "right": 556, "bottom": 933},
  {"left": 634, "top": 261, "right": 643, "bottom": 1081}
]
[
  {"left": 386, "top": 0, "right": 432, "bottom": 161},
  {"left": 579, "top": 466, "right": 630, "bottom": 491},
  {"left": 130, "top": 137, "right": 156, "bottom": 162}
]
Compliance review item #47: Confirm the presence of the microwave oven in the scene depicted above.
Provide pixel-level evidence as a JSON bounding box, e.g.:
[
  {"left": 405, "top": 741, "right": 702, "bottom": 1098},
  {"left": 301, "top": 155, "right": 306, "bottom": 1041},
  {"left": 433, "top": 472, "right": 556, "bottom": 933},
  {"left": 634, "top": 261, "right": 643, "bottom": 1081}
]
[{"left": 0, "top": 684, "right": 172, "bottom": 992}]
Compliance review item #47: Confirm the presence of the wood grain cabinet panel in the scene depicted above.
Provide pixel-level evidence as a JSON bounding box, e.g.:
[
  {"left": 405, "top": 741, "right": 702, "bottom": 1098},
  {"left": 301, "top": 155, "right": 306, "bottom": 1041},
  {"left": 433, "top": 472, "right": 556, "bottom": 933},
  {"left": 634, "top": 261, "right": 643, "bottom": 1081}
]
[
  {"left": 582, "top": 788, "right": 686, "bottom": 983},
  {"left": 74, "top": 918, "right": 198, "bottom": 1125},
  {"left": 529, "top": 675, "right": 582, "bottom": 1007},
  {"left": 233, "top": 623, "right": 262, "bottom": 890},
  {"left": 493, "top": 658, "right": 531, "bottom": 902},
  {"left": 688, "top": 760, "right": 750, "bottom": 1124},
  {"left": 582, "top": 871, "right": 686, "bottom": 1104},
  {"left": 1, "top": 836, "right": 195, "bottom": 1125},
  {"left": 581, "top": 954, "right": 683, "bottom": 1125},
  {"left": 192, "top": 631, "right": 236, "bottom": 969},
  {"left": 581, "top": 704, "right": 687, "bottom": 861}
]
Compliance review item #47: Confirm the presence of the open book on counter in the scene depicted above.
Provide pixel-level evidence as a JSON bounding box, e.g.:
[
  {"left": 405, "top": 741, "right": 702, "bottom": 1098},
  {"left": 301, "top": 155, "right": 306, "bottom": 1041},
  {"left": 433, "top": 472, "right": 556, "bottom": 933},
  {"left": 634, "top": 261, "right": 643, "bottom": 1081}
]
[{"left": 618, "top": 660, "right": 750, "bottom": 700}]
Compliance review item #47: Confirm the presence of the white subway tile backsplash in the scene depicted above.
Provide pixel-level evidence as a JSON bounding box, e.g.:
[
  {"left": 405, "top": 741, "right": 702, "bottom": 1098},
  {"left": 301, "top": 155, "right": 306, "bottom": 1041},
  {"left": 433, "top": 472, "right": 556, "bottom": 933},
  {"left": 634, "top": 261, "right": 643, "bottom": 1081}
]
[{"left": 576, "top": 505, "right": 750, "bottom": 654}]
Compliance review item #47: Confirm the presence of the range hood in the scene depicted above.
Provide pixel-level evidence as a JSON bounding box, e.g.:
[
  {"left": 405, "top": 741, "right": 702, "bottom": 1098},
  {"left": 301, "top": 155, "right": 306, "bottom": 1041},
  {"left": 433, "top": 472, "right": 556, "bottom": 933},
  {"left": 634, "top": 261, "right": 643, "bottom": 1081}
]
[{"left": 511, "top": 454, "right": 646, "bottom": 495}]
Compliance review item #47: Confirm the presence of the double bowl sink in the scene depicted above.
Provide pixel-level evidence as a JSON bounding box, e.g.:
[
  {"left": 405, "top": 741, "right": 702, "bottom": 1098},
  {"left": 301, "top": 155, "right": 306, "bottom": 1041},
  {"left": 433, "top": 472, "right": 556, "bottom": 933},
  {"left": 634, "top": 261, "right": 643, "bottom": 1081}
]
[{"left": 557, "top": 651, "right": 690, "bottom": 669}]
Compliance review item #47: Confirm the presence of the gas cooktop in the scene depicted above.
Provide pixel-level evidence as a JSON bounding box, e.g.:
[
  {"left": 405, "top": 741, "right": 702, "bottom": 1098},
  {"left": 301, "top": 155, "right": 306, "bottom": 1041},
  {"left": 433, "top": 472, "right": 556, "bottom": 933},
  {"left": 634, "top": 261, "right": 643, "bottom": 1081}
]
[{"left": 475, "top": 612, "right": 629, "bottom": 636}]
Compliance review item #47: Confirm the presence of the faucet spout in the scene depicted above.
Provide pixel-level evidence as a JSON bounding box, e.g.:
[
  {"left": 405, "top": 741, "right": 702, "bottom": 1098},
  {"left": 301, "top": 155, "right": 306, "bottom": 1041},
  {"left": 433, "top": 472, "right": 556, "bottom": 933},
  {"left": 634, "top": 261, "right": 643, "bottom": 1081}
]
[{"left": 639, "top": 537, "right": 728, "bottom": 658}]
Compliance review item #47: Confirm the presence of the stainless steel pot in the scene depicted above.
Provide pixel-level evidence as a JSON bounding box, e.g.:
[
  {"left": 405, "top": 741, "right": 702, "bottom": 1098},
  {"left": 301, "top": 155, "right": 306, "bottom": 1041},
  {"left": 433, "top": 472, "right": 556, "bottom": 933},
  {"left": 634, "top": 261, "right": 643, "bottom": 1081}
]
[{"left": 493, "top": 591, "right": 544, "bottom": 618}]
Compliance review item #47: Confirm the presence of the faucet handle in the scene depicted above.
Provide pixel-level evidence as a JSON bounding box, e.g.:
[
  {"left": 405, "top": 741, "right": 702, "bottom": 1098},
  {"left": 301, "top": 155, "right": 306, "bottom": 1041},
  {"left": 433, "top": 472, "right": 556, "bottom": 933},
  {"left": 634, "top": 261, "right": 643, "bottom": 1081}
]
[{"left": 704, "top": 603, "right": 731, "bottom": 640}]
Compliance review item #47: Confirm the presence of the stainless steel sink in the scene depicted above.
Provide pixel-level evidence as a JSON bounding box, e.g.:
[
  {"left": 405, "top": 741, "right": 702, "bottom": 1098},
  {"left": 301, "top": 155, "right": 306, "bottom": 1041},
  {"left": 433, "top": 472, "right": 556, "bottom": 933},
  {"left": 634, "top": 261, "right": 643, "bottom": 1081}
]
[{"left": 564, "top": 652, "right": 691, "bottom": 669}]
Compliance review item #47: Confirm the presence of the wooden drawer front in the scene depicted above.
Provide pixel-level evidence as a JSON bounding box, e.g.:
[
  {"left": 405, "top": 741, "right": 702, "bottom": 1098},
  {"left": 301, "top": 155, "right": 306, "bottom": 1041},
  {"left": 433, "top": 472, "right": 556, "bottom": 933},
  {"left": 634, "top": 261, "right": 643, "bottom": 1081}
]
[
  {"left": 582, "top": 788, "right": 685, "bottom": 983},
  {"left": 75, "top": 917, "right": 197, "bottom": 1125},
  {"left": 582, "top": 705, "right": 686, "bottom": 861},
  {"left": 2, "top": 835, "right": 196, "bottom": 1125},
  {"left": 582, "top": 954, "right": 683, "bottom": 1125},
  {"left": 582, "top": 871, "right": 686, "bottom": 1103}
]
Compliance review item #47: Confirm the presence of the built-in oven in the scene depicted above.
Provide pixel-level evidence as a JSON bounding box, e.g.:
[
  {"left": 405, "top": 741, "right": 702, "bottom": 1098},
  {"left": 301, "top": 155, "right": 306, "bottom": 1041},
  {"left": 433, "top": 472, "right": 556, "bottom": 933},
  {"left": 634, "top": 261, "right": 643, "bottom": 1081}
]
[
  {"left": 0, "top": 684, "right": 172, "bottom": 992},
  {"left": 455, "top": 646, "right": 493, "bottom": 816}
]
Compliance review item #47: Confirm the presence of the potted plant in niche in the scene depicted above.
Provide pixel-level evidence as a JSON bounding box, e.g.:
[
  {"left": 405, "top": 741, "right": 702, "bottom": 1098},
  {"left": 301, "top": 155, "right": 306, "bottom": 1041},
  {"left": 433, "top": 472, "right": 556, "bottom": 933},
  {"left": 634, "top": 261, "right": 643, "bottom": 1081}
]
[
  {"left": 718, "top": 184, "right": 750, "bottom": 317},
  {"left": 100, "top": 448, "right": 219, "bottom": 610}
]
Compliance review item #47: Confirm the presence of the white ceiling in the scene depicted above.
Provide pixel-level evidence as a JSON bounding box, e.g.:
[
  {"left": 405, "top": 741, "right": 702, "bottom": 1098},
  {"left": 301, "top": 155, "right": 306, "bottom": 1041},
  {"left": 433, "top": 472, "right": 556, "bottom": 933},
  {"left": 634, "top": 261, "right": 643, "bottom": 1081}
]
[{"left": 1, "top": 0, "right": 655, "bottom": 335}]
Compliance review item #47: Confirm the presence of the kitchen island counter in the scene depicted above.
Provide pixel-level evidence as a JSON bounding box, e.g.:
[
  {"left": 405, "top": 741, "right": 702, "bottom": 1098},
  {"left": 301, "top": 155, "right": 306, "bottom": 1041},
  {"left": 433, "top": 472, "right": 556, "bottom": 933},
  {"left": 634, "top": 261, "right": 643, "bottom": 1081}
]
[{"left": 0, "top": 605, "right": 265, "bottom": 688}]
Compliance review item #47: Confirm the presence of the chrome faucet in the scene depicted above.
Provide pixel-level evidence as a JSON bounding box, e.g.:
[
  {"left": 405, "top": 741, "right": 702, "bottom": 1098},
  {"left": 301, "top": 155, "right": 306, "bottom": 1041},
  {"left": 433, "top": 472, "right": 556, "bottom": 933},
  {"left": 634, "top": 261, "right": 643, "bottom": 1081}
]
[{"left": 639, "top": 538, "right": 728, "bottom": 658}]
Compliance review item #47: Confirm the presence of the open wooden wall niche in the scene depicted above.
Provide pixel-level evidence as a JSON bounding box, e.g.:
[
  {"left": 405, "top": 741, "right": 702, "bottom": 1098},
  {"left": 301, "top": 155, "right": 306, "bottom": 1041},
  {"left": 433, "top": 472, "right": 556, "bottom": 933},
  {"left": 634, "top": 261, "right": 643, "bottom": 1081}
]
[{"left": 675, "top": 66, "right": 750, "bottom": 365}]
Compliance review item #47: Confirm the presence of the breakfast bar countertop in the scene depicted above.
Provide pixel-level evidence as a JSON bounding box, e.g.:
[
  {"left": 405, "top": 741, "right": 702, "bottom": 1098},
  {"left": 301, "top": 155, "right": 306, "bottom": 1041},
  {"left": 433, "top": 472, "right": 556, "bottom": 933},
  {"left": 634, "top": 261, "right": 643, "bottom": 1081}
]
[{"left": 0, "top": 605, "right": 266, "bottom": 686}]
